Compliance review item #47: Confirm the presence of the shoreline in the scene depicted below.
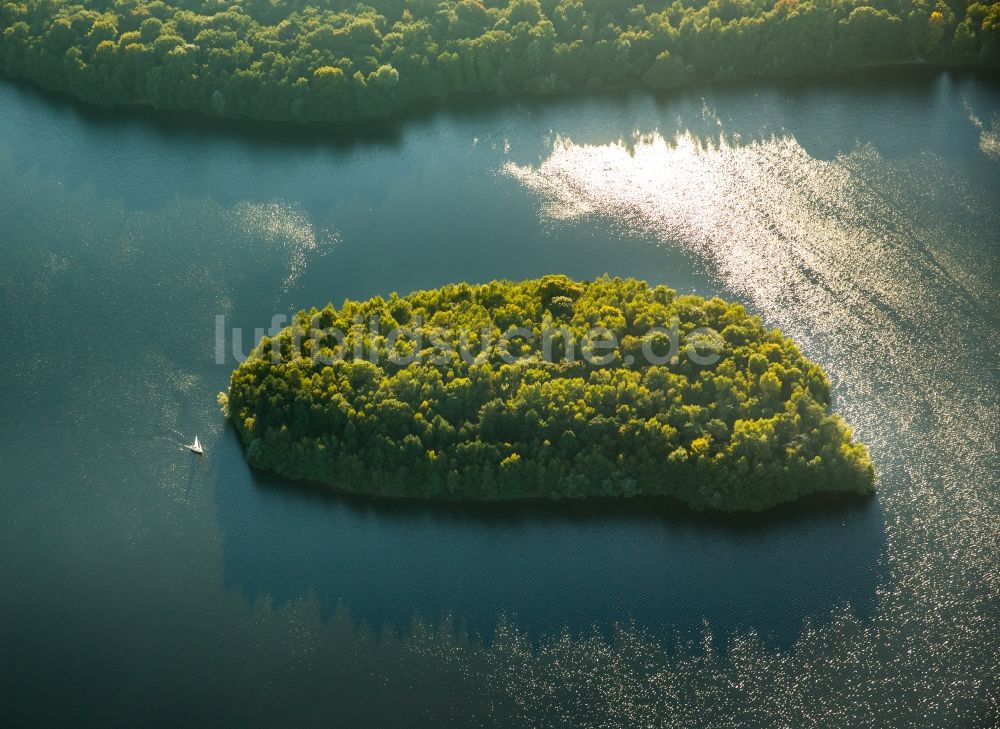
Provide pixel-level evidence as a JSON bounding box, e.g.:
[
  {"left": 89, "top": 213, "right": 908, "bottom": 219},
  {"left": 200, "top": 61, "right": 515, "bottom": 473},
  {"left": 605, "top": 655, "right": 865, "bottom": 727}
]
[
  {"left": 2, "top": 61, "right": 996, "bottom": 139},
  {"left": 244, "top": 451, "right": 877, "bottom": 524}
]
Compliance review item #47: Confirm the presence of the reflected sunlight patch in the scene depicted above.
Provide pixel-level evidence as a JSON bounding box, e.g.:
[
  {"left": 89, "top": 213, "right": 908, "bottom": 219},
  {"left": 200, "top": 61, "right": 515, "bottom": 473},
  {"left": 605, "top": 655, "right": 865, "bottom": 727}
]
[
  {"left": 502, "top": 127, "right": 1000, "bottom": 724},
  {"left": 978, "top": 114, "right": 1000, "bottom": 161},
  {"left": 505, "top": 131, "right": 921, "bottom": 327},
  {"left": 504, "top": 128, "right": 1000, "bottom": 583},
  {"left": 231, "top": 201, "right": 339, "bottom": 295},
  {"left": 964, "top": 100, "right": 1000, "bottom": 161},
  {"left": 503, "top": 130, "right": 998, "bottom": 345}
]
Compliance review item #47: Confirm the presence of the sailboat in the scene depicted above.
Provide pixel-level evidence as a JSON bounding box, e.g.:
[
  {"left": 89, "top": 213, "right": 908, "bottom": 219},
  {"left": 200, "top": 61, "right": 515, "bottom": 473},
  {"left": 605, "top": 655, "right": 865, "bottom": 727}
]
[{"left": 187, "top": 436, "right": 204, "bottom": 455}]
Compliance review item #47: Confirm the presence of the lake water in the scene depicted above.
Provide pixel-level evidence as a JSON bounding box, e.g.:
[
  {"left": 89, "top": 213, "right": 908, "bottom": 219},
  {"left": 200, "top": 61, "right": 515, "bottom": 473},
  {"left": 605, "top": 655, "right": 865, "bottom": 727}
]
[{"left": 1, "top": 69, "right": 997, "bottom": 726}]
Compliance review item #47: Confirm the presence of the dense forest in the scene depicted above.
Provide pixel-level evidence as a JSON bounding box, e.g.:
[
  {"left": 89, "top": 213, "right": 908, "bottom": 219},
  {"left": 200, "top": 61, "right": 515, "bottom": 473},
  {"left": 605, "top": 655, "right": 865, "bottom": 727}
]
[
  {"left": 223, "top": 275, "right": 874, "bottom": 511},
  {"left": 0, "top": 0, "right": 997, "bottom": 122}
]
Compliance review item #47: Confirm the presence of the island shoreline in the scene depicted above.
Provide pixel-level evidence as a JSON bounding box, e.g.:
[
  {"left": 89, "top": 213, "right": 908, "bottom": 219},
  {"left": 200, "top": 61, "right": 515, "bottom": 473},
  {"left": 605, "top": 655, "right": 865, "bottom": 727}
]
[{"left": 224, "top": 276, "right": 875, "bottom": 512}]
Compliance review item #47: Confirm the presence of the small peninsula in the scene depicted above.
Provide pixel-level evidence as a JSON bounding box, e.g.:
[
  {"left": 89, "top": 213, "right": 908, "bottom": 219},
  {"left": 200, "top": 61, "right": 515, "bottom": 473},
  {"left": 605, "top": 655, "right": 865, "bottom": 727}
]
[
  {"left": 1, "top": 0, "right": 996, "bottom": 124},
  {"left": 224, "top": 275, "right": 874, "bottom": 511}
]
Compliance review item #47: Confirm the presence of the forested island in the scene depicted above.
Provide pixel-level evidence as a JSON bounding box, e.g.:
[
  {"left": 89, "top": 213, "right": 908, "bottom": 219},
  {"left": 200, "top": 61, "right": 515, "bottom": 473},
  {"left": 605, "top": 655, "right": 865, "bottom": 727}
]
[
  {"left": 223, "top": 276, "right": 874, "bottom": 511},
  {"left": 0, "top": 0, "right": 997, "bottom": 123}
]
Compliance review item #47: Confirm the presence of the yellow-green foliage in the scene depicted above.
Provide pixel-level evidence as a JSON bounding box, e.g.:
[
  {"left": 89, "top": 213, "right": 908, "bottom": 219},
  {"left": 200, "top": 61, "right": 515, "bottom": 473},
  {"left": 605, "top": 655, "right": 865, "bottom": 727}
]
[
  {"left": 0, "top": 0, "right": 996, "bottom": 122},
  {"left": 226, "top": 275, "right": 874, "bottom": 511}
]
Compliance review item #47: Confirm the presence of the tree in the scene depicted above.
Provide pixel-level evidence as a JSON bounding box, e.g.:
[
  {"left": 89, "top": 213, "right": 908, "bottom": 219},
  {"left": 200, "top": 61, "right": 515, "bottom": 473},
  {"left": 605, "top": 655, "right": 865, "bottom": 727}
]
[
  {"left": 226, "top": 275, "right": 875, "bottom": 511},
  {"left": 2, "top": 0, "right": 994, "bottom": 124}
]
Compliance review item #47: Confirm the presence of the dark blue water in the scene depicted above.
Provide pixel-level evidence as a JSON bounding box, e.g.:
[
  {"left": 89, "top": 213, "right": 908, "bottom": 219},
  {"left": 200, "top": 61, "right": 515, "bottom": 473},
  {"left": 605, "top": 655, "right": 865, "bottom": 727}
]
[
  {"left": 0, "top": 69, "right": 996, "bottom": 726},
  {"left": 218, "top": 458, "right": 884, "bottom": 644}
]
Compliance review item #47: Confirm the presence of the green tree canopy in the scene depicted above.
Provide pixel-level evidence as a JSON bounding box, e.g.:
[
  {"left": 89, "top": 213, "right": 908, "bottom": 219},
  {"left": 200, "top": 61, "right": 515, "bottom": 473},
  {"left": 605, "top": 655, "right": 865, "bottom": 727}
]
[
  {"left": 224, "top": 275, "right": 875, "bottom": 511},
  {"left": 1, "top": 0, "right": 997, "bottom": 123}
]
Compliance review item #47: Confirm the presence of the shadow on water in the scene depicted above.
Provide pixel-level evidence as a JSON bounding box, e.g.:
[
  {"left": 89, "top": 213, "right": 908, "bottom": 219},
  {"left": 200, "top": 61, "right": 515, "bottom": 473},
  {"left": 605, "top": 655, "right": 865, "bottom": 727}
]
[
  {"left": 211, "top": 426, "right": 887, "bottom": 649},
  {"left": 5, "top": 64, "right": 992, "bottom": 140},
  {"left": 3, "top": 66, "right": 996, "bottom": 212}
]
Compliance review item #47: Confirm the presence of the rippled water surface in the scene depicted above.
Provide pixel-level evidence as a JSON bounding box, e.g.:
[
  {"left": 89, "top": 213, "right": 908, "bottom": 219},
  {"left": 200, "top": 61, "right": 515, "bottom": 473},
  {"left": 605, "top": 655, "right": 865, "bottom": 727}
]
[{"left": 0, "top": 70, "right": 997, "bottom": 726}]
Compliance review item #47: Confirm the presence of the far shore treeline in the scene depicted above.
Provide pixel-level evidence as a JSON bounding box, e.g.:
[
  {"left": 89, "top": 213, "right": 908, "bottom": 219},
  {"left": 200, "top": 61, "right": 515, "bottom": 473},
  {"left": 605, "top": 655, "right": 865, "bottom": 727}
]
[
  {"left": 222, "top": 276, "right": 875, "bottom": 511},
  {"left": 1, "top": 0, "right": 997, "bottom": 123}
]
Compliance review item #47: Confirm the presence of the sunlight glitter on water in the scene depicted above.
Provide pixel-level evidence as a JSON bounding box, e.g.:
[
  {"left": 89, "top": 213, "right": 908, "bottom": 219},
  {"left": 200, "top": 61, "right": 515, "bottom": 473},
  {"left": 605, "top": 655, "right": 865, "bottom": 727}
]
[
  {"left": 501, "top": 128, "right": 1000, "bottom": 725},
  {"left": 507, "top": 127, "right": 1000, "bottom": 548},
  {"left": 231, "top": 201, "right": 339, "bottom": 295},
  {"left": 965, "top": 100, "right": 1000, "bottom": 162}
]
